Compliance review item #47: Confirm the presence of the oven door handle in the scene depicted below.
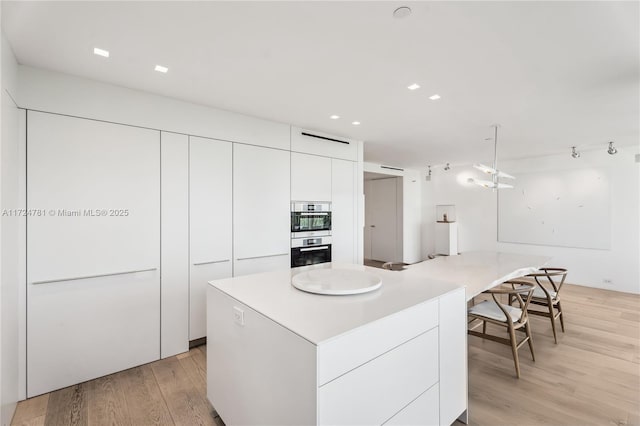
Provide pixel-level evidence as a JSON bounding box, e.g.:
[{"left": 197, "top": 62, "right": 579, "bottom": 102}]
[
  {"left": 299, "top": 246, "right": 330, "bottom": 252},
  {"left": 299, "top": 212, "right": 329, "bottom": 216}
]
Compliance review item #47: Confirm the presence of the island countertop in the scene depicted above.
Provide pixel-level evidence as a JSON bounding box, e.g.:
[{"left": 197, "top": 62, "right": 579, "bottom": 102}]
[
  {"left": 208, "top": 262, "right": 460, "bottom": 345},
  {"left": 404, "top": 251, "right": 552, "bottom": 300}
]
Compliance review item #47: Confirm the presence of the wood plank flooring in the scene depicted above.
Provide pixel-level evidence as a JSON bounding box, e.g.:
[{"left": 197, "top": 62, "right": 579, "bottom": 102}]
[{"left": 12, "top": 284, "right": 640, "bottom": 426}]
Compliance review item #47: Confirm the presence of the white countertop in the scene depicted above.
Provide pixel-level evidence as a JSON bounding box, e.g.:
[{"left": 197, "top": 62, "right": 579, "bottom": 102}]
[
  {"left": 208, "top": 262, "right": 460, "bottom": 345},
  {"left": 404, "top": 251, "right": 551, "bottom": 300},
  {"left": 208, "top": 251, "right": 551, "bottom": 345}
]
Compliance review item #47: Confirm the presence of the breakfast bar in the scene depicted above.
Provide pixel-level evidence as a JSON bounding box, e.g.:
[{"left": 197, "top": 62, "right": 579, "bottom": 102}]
[{"left": 206, "top": 252, "right": 551, "bottom": 425}]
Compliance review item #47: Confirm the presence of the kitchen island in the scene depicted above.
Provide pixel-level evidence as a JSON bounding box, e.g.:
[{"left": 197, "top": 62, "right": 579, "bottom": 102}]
[
  {"left": 206, "top": 252, "right": 551, "bottom": 425},
  {"left": 207, "top": 263, "right": 467, "bottom": 426}
]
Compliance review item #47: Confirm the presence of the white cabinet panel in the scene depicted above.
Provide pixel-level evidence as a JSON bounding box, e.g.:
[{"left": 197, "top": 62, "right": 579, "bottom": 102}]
[
  {"left": 439, "top": 287, "right": 467, "bottom": 426},
  {"left": 27, "top": 271, "right": 160, "bottom": 397},
  {"left": 27, "top": 111, "right": 160, "bottom": 396},
  {"left": 385, "top": 384, "right": 439, "bottom": 426},
  {"left": 208, "top": 287, "right": 317, "bottom": 425},
  {"left": 233, "top": 144, "right": 290, "bottom": 276},
  {"left": 318, "top": 299, "right": 437, "bottom": 386},
  {"left": 331, "top": 159, "right": 357, "bottom": 263},
  {"left": 189, "top": 136, "right": 233, "bottom": 340},
  {"left": 318, "top": 328, "right": 439, "bottom": 426},
  {"left": 291, "top": 127, "right": 358, "bottom": 161},
  {"left": 234, "top": 254, "right": 290, "bottom": 277},
  {"left": 161, "top": 132, "right": 189, "bottom": 357},
  {"left": 291, "top": 153, "right": 331, "bottom": 202}
]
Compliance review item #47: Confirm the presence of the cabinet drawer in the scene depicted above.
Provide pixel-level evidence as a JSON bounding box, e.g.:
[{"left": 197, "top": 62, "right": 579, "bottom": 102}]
[
  {"left": 385, "top": 384, "right": 439, "bottom": 426},
  {"left": 318, "top": 327, "right": 439, "bottom": 426},
  {"left": 291, "top": 127, "right": 358, "bottom": 161},
  {"left": 317, "top": 299, "right": 438, "bottom": 385}
]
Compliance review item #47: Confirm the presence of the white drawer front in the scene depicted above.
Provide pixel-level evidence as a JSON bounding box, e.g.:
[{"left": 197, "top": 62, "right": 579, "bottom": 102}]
[
  {"left": 291, "top": 127, "right": 358, "bottom": 161},
  {"left": 384, "top": 384, "right": 439, "bottom": 426},
  {"left": 318, "top": 328, "right": 439, "bottom": 426},
  {"left": 318, "top": 299, "right": 438, "bottom": 385}
]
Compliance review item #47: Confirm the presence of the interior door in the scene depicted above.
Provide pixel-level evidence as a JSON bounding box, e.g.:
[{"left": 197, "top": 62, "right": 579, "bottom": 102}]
[
  {"left": 189, "top": 136, "right": 233, "bottom": 341},
  {"left": 366, "top": 178, "right": 398, "bottom": 262},
  {"left": 27, "top": 111, "right": 160, "bottom": 397}
]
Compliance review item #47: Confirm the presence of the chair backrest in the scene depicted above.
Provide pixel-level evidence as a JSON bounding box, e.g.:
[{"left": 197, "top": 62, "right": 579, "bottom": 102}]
[
  {"left": 527, "top": 267, "right": 568, "bottom": 298},
  {"left": 486, "top": 280, "right": 536, "bottom": 325}
]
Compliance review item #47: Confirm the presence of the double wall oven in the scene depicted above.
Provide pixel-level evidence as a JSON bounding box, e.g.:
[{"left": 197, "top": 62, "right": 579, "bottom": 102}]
[{"left": 291, "top": 202, "right": 332, "bottom": 267}]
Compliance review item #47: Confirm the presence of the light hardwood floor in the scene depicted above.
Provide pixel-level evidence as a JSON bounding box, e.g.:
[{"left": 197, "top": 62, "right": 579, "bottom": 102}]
[{"left": 11, "top": 284, "right": 640, "bottom": 426}]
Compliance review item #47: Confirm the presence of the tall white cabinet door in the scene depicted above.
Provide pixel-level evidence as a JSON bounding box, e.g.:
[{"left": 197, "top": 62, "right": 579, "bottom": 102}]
[
  {"left": 291, "top": 153, "right": 331, "bottom": 202},
  {"left": 331, "top": 159, "right": 357, "bottom": 263},
  {"left": 161, "top": 132, "right": 189, "bottom": 357},
  {"left": 26, "top": 111, "right": 160, "bottom": 397},
  {"left": 234, "top": 144, "right": 290, "bottom": 276},
  {"left": 189, "top": 136, "right": 233, "bottom": 341}
]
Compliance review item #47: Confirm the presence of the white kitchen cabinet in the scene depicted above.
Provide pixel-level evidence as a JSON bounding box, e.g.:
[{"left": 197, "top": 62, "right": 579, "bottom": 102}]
[
  {"left": 161, "top": 132, "right": 189, "bottom": 358},
  {"left": 331, "top": 159, "right": 357, "bottom": 263},
  {"left": 233, "top": 144, "right": 290, "bottom": 275},
  {"left": 189, "top": 136, "right": 233, "bottom": 340},
  {"left": 291, "top": 127, "right": 358, "bottom": 161},
  {"left": 26, "top": 111, "right": 160, "bottom": 397},
  {"left": 291, "top": 152, "right": 332, "bottom": 202}
]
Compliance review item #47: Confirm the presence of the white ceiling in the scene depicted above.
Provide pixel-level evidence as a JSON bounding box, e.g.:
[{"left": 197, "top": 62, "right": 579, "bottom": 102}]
[{"left": 3, "top": 1, "right": 638, "bottom": 169}]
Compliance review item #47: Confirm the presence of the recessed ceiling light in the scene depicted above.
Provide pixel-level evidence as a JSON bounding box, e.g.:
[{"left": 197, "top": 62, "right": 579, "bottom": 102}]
[
  {"left": 330, "top": 115, "right": 340, "bottom": 120},
  {"left": 352, "top": 121, "right": 361, "bottom": 126},
  {"left": 429, "top": 94, "right": 441, "bottom": 100},
  {"left": 155, "top": 65, "right": 169, "bottom": 73},
  {"left": 93, "top": 47, "right": 109, "bottom": 58},
  {"left": 393, "top": 6, "right": 412, "bottom": 19},
  {"left": 407, "top": 83, "right": 420, "bottom": 91}
]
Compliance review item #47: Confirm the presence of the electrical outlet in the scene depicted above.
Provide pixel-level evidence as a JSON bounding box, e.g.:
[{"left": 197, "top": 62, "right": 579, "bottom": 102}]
[
  {"left": 233, "top": 306, "right": 244, "bottom": 326},
  {"left": 603, "top": 279, "right": 613, "bottom": 285}
]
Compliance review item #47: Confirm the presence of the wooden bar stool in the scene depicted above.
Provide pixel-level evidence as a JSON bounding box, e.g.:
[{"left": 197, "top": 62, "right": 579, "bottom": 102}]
[
  {"left": 468, "top": 280, "right": 536, "bottom": 378},
  {"left": 524, "top": 267, "right": 568, "bottom": 344}
]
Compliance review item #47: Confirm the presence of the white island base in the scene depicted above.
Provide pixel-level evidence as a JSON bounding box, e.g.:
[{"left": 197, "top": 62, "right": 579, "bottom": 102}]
[{"left": 207, "top": 264, "right": 467, "bottom": 425}]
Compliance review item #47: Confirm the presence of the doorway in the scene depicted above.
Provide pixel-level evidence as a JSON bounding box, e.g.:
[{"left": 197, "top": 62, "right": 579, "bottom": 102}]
[{"left": 364, "top": 173, "right": 403, "bottom": 264}]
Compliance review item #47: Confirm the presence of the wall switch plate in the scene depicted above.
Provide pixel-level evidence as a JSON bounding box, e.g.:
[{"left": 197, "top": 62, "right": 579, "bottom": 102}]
[{"left": 233, "top": 306, "right": 244, "bottom": 326}]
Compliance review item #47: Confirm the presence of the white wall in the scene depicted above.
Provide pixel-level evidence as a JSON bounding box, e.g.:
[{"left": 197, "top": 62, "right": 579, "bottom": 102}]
[
  {"left": 17, "top": 65, "right": 291, "bottom": 150},
  {"left": 1, "top": 30, "right": 20, "bottom": 425},
  {"left": 422, "top": 147, "right": 640, "bottom": 294}
]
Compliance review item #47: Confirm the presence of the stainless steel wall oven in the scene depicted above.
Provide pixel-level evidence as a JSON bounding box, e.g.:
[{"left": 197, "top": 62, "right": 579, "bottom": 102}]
[
  {"left": 291, "top": 236, "right": 332, "bottom": 268},
  {"left": 291, "top": 202, "right": 332, "bottom": 267}
]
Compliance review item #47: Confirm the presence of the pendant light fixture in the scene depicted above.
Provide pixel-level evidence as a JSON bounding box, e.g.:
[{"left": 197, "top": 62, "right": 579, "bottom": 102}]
[{"left": 468, "top": 124, "right": 515, "bottom": 190}]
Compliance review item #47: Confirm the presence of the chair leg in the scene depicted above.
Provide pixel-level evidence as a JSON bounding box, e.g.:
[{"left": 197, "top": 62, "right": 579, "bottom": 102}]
[
  {"left": 557, "top": 301, "right": 565, "bottom": 332},
  {"left": 549, "top": 303, "right": 558, "bottom": 344},
  {"left": 525, "top": 322, "right": 535, "bottom": 362},
  {"left": 508, "top": 326, "right": 521, "bottom": 378},
  {"left": 482, "top": 321, "right": 487, "bottom": 334}
]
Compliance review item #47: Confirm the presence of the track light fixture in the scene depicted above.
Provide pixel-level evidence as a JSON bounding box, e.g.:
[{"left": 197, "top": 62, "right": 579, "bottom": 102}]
[
  {"left": 571, "top": 146, "right": 580, "bottom": 159},
  {"left": 444, "top": 163, "right": 451, "bottom": 171},
  {"left": 426, "top": 165, "right": 432, "bottom": 181},
  {"left": 607, "top": 141, "right": 617, "bottom": 155}
]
